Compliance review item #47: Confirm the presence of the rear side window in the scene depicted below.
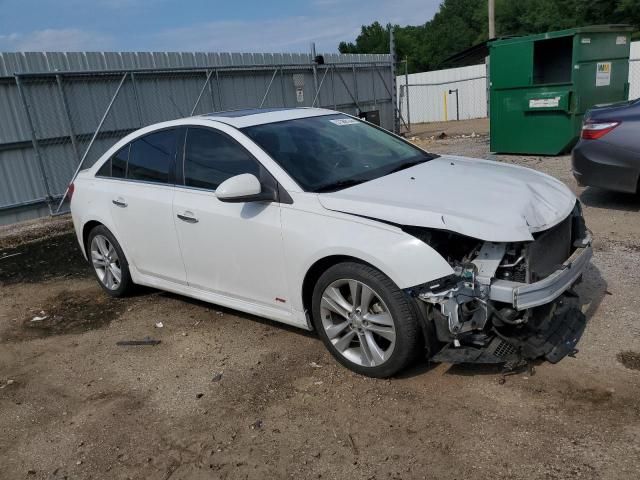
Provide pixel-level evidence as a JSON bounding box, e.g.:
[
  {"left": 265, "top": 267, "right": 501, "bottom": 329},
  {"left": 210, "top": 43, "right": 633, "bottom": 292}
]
[
  {"left": 127, "top": 129, "right": 177, "bottom": 184},
  {"left": 112, "top": 145, "right": 128, "bottom": 178},
  {"left": 96, "top": 159, "right": 111, "bottom": 177},
  {"left": 96, "top": 145, "right": 128, "bottom": 178},
  {"left": 184, "top": 128, "right": 260, "bottom": 191}
]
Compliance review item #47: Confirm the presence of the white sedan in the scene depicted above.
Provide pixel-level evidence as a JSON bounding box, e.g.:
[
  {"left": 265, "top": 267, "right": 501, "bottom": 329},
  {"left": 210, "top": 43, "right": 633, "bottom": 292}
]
[{"left": 70, "top": 108, "right": 592, "bottom": 377}]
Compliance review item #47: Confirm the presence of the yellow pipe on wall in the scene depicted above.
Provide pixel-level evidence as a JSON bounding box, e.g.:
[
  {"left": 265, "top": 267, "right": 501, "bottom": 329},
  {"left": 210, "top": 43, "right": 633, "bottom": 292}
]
[{"left": 443, "top": 91, "right": 448, "bottom": 121}]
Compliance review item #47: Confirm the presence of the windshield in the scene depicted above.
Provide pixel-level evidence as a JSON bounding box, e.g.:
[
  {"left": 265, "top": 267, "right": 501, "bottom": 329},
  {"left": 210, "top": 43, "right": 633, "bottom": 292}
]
[{"left": 242, "top": 114, "right": 437, "bottom": 192}]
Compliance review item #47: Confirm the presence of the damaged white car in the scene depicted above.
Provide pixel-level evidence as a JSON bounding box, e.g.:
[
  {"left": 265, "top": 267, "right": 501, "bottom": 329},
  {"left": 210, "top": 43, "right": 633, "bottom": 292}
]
[{"left": 70, "top": 108, "right": 592, "bottom": 377}]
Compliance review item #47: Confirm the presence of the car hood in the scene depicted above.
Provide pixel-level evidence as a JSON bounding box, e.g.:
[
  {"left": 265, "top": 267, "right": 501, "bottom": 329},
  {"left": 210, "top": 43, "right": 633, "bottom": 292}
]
[{"left": 318, "top": 155, "right": 576, "bottom": 242}]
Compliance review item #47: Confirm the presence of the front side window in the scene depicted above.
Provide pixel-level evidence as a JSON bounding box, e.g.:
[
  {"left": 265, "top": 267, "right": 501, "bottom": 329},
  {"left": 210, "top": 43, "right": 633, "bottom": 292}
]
[
  {"left": 242, "top": 114, "right": 437, "bottom": 192},
  {"left": 127, "top": 129, "right": 177, "bottom": 184},
  {"left": 184, "top": 127, "right": 260, "bottom": 191}
]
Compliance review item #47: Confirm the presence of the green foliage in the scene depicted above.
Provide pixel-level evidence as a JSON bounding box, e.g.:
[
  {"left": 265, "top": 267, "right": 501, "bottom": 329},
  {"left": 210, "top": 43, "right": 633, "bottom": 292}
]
[{"left": 338, "top": 0, "right": 639, "bottom": 73}]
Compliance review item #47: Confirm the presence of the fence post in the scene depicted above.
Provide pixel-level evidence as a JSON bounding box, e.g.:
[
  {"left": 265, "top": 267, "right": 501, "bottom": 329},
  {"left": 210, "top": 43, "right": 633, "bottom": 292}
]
[
  {"left": 279, "top": 67, "right": 286, "bottom": 107},
  {"left": 449, "top": 88, "right": 460, "bottom": 121},
  {"left": 311, "top": 42, "right": 319, "bottom": 101},
  {"left": 374, "top": 67, "right": 409, "bottom": 133},
  {"left": 389, "top": 27, "right": 400, "bottom": 134},
  {"left": 55, "top": 73, "right": 128, "bottom": 213},
  {"left": 371, "top": 67, "right": 377, "bottom": 107},
  {"left": 15, "top": 75, "right": 53, "bottom": 208},
  {"left": 485, "top": 56, "right": 490, "bottom": 119},
  {"left": 404, "top": 58, "right": 411, "bottom": 131},
  {"left": 56, "top": 74, "right": 81, "bottom": 165},
  {"left": 352, "top": 64, "right": 359, "bottom": 114},
  {"left": 215, "top": 69, "right": 223, "bottom": 111}
]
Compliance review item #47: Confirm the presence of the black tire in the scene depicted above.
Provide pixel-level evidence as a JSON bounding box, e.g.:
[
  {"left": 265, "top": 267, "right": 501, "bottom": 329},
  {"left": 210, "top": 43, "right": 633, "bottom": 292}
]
[
  {"left": 86, "top": 225, "right": 134, "bottom": 297},
  {"left": 311, "top": 261, "right": 422, "bottom": 378}
]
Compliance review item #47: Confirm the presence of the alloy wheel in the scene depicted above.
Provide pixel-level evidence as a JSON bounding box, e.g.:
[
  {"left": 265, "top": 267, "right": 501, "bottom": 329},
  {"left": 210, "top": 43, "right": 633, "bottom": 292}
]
[
  {"left": 90, "top": 234, "right": 122, "bottom": 290},
  {"left": 319, "top": 279, "right": 396, "bottom": 367}
]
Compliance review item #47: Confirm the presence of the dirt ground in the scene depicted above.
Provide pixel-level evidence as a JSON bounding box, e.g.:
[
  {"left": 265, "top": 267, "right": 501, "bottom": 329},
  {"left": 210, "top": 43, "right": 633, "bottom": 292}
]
[
  {"left": 1, "top": 119, "right": 639, "bottom": 480},
  {"left": 406, "top": 118, "right": 490, "bottom": 139}
]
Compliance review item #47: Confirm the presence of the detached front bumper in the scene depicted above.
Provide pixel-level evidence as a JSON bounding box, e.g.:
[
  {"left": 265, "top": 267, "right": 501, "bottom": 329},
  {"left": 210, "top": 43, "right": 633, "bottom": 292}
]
[{"left": 489, "top": 233, "right": 592, "bottom": 310}]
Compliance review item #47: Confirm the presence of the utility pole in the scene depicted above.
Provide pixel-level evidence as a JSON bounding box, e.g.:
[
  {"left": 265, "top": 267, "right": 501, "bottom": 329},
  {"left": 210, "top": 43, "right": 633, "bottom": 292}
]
[{"left": 488, "top": 0, "right": 495, "bottom": 39}]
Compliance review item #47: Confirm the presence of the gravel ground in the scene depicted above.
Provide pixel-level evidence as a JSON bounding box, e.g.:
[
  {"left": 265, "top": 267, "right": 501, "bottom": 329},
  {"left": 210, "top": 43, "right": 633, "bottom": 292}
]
[
  {"left": 1, "top": 121, "right": 639, "bottom": 480},
  {"left": 0, "top": 216, "right": 74, "bottom": 250}
]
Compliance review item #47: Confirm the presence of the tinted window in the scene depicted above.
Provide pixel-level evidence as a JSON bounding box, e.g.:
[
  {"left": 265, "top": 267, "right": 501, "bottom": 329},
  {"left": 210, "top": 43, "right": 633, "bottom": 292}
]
[
  {"left": 242, "top": 114, "right": 436, "bottom": 192},
  {"left": 96, "top": 158, "right": 111, "bottom": 177},
  {"left": 112, "top": 145, "right": 128, "bottom": 179},
  {"left": 96, "top": 145, "right": 128, "bottom": 178},
  {"left": 127, "top": 129, "right": 177, "bottom": 184},
  {"left": 184, "top": 128, "right": 260, "bottom": 191}
]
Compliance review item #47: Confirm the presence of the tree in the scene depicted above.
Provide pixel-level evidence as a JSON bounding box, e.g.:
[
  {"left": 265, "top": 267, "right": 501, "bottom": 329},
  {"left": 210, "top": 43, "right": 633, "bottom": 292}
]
[
  {"left": 338, "top": 0, "right": 639, "bottom": 73},
  {"left": 339, "top": 21, "right": 389, "bottom": 55}
]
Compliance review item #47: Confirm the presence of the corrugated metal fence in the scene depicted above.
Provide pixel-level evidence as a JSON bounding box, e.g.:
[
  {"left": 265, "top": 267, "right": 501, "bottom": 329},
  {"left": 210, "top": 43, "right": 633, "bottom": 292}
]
[{"left": 0, "top": 51, "right": 397, "bottom": 225}]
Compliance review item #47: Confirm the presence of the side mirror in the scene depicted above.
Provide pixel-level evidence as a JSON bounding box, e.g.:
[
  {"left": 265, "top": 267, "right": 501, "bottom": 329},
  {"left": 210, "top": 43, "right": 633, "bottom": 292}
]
[{"left": 215, "top": 173, "right": 275, "bottom": 203}]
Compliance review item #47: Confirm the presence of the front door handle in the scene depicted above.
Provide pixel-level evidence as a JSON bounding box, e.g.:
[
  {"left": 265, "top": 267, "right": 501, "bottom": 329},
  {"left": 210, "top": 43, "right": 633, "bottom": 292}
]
[
  {"left": 112, "top": 198, "right": 127, "bottom": 208},
  {"left": 177, "top": 212, "right": 199, "bottom": 224}
]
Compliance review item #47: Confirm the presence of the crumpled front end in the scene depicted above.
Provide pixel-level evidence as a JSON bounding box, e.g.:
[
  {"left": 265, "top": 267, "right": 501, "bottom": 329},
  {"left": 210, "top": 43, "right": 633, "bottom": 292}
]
[{"left": 406, "top": 202, "right": 592, "bottom": 366}]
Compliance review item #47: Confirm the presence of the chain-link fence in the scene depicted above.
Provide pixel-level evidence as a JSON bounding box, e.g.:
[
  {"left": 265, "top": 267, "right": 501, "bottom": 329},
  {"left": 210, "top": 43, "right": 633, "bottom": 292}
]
[
  {"left": 400, "top": 75, "right": 488, "bottom": 124},
  {"left": 3, "top": 60, "right": 399, "bottom": 222},
  {"left": 397, "top": 64, "right": 488, "bottom": 131}
]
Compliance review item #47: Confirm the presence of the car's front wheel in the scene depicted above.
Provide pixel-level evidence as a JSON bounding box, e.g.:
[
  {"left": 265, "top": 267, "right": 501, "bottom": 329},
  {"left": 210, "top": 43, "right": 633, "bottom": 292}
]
[
  {"left": 311, "top": 262, "right": 422, "bottom": 378},
  {"left": 87, "top": 225, "right": 134, "bottom": 297}
]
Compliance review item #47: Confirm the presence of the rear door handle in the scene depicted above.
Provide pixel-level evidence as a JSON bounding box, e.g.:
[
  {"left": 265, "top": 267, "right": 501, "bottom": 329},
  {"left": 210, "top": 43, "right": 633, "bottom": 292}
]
[
  {"left": 177, "top": 212, "right": 199, "bottom": 224},
  {"left": 112, "top": 197, "right": 127, "bottom": 208}
]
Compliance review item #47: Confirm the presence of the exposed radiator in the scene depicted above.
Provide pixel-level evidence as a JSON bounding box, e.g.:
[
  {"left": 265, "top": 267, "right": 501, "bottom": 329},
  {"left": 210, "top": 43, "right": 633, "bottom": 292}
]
[{"left": 527, "top": 215, "right": 573, "bottom": 282}]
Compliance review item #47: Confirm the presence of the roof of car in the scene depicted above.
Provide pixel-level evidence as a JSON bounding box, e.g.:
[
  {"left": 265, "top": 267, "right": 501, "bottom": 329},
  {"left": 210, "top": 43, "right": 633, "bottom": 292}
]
[{"left": 199, "top": 107, "right": 337, "bottom": 128}]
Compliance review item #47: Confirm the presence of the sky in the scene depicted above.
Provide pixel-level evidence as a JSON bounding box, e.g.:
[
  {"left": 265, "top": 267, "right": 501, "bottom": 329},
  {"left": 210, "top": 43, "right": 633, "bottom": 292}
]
[{"left": 0, "top": 0, "right": 440, "bottom": 53}]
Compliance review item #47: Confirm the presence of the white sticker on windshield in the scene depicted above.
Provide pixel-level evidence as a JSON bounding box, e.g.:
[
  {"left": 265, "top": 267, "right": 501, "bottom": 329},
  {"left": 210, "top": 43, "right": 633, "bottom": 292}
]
[{"left": 330, "top": 118, "right": 360, "bottom": 126}]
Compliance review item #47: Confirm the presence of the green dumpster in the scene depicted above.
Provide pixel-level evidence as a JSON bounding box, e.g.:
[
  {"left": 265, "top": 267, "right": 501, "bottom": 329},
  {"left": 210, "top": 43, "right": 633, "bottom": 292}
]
[{"left": 489, "top": 25, "right": 633, "bottom": 155}]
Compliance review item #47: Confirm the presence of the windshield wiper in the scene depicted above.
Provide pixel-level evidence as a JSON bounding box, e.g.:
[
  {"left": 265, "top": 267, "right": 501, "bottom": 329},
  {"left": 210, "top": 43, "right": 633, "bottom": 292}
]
[
  {"left": 314, "top": 178, "right": 366, "bottom": 193},
  {"left": 386, "top": 157, "right": 430, "bottom": 175},
  {"left": 314, "top": 155, "right": 432, "bottom": 193}
]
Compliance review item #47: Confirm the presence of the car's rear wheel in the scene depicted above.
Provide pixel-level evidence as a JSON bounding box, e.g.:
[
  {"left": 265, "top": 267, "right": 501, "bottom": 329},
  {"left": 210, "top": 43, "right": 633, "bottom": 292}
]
[
  {"left": 87, "top": 225, "right": 133, "bottom": 297},
  {"left": 311, "top": 262, "right": 421, "bottom": 378}
]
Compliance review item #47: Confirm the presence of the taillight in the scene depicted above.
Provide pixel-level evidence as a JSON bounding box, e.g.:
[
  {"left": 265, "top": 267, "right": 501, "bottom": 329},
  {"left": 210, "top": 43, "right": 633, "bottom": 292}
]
[
  {"left": 581, "top": 121, "right": 620, "bottom": 140},
  {"left": 67, "top": 182, "right": 75, "bottom": 201}
]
